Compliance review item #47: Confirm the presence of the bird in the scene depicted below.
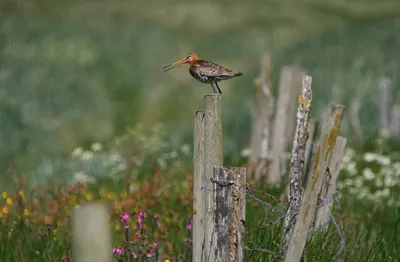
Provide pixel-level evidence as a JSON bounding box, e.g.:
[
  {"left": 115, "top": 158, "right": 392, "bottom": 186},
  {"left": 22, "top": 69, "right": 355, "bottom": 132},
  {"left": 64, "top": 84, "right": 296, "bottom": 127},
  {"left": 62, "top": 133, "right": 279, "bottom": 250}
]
[{"left": 162, "top": 53, "right": 243, "bottom": 94}]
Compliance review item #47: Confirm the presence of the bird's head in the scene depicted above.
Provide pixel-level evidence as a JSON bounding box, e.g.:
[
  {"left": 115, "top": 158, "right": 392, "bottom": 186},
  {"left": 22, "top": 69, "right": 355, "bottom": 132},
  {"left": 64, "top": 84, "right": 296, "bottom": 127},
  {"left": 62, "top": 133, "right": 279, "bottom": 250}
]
[{"left": 163, "top": 53, "right": 199, "bottom": 72}]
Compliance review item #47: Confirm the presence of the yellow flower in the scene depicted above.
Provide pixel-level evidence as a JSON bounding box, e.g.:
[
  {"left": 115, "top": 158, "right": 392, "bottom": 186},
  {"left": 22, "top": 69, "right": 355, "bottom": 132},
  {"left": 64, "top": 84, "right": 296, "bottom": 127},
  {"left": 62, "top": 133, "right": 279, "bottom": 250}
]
[
  {"left": 57, "top": 220, "right": 63, "bottom": 227},
  {"left": 6, "top": 197, "right": 13, "bottom": 205},
  {"left": 69, "top": 195, "right": 76, "bottom": 206},
  {"left": 2, "top": 207, "right": 8, "bottom": 214},
  {"left": 44, "top": 215, "right": 52, "bottom": 223},
  {"left": 86, "top": 193, "right": 93, "bottom": 201},
  {"left": 1, "top": 192, "right": 7, "bottom": 199},
  {"left": 52, "top": 229, "right": 57, "bottom": 234},
  {"left": 23, "top": 209, "right": 29, "bottom": 217},
  {"left": 107, "top": 192, "right": 116, "bottom": 200},
  {"left": 18, "top": 191, "right": 25, "bottom": 198},
  {"left": 164, "top": 260, "right": 171, "bottom": 262}
]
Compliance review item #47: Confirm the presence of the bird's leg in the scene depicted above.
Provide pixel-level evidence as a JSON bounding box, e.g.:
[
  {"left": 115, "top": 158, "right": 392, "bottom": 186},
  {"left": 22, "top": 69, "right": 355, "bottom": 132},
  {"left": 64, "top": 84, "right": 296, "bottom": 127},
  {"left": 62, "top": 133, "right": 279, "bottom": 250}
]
[
  {"left": 215, "top": 83, "right": 222, "bottom": 94},
  {"left": 210, "top": 83, "right": 217, "bottom": 93}
]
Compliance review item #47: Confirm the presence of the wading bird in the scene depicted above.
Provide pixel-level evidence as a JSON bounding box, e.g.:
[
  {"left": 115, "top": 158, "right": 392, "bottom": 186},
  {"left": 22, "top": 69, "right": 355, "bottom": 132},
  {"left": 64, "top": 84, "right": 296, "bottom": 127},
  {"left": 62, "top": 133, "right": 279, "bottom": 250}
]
[{"left": 162, "top": 53, "right": 243, "bottom": 94}]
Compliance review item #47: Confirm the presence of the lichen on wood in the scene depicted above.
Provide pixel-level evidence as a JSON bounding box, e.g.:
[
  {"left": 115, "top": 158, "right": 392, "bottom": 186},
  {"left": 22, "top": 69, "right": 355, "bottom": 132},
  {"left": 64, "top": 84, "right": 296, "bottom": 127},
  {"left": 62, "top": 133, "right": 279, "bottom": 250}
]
[{"left": 282, "top": 75, "right": 313, "bottom": 253}]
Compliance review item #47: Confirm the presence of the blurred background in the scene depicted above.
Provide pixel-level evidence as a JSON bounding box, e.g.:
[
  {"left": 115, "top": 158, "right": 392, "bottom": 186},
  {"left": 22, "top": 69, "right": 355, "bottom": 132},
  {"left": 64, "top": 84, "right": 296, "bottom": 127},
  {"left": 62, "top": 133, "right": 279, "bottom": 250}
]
[{"left": 0, "top": 0, "right": 399, "bottom": 179}]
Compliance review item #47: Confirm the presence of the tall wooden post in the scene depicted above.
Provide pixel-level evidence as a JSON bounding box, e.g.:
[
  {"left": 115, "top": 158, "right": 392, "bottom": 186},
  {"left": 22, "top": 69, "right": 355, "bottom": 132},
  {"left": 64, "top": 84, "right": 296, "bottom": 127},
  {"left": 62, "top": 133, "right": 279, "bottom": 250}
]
[
  {"left": 270, "top": 67, "right": 305, "bottom": 185},
  {"left": 204, "top": 94, "right": 223, "bottom": 262},
  {"left": 284, "top": 103, "right": 345, "bottom": 262},
  {"left": 193, "top": 110, "right": 206, "bottom": 262}
]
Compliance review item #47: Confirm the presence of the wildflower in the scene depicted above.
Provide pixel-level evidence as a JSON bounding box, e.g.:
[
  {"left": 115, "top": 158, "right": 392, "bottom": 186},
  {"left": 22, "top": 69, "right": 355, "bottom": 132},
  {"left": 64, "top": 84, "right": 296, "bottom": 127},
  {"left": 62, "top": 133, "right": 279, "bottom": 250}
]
[
  {"left": 121, "top": 213, "right": 129, "bottom": 222},
  {"left": 164, "top": 260, "right": 171, "bottom": 262},
  {"left": 23, "top": 209, "right": 29, "bottom": 217},
  {"left": 146, "top": 251, "right": 153, "bottom": 257},
  {"left": 6, "top": 197, "right": 13, "bottom": 205},
  {"left": 186, "top": 216, "right": 193, "bottom": 231},
  {"left": 132, "top": 252, "right": 138, "bottom": 258},
  {"left": 81, "top": 151, "right": 94, "bottom": 161},
  {"left": 362, "top": 168, "right": 375, "bottom": 180},
  {"left": 112, "top": 248, "right": 123, "bottom": 254},
  {"left": 377, "top": 155, "right": 391, "bottom": 166},
  {"left": 153, "top": 241, "right": 158, "bottom": 248},
  {"left": 154, "top": 214, "right": 161, "bottom": 227},
  {"left": 364, "top": 152, "right": 378, "bottom": 162},
  {"left": 91, "top": 142, "right": 103, "bottom": 152},
  {"left": 2, "top": 207, "right": 8, "bottom": 214},
  {"left": 71, "top": 147, "right": 83, "bottom": 158},
  {"left": 18, "top": 191, "right": 25, "bottom": 198},
  {"left": 1, "top": 192, "right": 7, "bottom": 199},
  {"left": 85, "top": 193, "right": 93, "bottom": 201}
]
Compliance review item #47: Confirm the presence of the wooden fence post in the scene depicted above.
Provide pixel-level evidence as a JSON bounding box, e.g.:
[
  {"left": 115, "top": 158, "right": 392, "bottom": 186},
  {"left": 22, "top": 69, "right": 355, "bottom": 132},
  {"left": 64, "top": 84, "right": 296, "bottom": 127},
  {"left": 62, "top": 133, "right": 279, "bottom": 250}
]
[
  {"left": 212, "top": 167, "right": 246, "bottom": 262},
  {"left": 72, "top": 203, "right": 111, "bottom": 262},
  {"left": 313, "top": 136, "right": 347, "bottom": 230},
  {"left": 270, "top": 67, "right": 305, "bottom": 185},
  {"left": 248, "top": 53, "right": 274, "bottom": 181},
  {"left": 204, "top": 94, "right": 223, "bottom": 262},
  {"left": 282, "top": 75, "right": 313, "bottom": 252},
  {"left": 193, "top": 110, "right": 206, "bottom": 262},
  {"left": 379, "top": 77, "right": 391, "bottom": 132},
  {"left": 284, "top": 103, "right": 345, "bottom": 262},
  {"left": 390, "top": 105, "right": 400, "bottom": 137}
]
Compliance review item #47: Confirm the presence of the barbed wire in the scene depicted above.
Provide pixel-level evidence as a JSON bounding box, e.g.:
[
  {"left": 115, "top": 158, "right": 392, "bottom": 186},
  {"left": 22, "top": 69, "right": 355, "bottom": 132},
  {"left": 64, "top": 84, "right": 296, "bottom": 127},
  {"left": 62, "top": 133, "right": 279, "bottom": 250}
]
[{"left": 200, "top": 178, "right": 346, "bottom": 261}]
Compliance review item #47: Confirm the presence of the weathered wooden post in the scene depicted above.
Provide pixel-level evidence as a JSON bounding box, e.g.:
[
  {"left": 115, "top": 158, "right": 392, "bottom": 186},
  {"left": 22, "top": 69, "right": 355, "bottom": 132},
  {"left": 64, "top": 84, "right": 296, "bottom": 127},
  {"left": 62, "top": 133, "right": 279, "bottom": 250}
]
[
  {"left": 72, "top": 203, "right": 111, "bottom": 262},
  {"left": 193, "top": 110, "right": 206, "bottom": 262},
  {"left": 248, "top": 53, "right": 274, "bottom": 181},
  {"left": 390, "top": 105, "right": 400, "bottom": 137},
  {"left": 313, "top": 136, "right": 347, "bottom": 230},
  {"left": 204, "top": 94, "right": 223, "bottom": 262},
  {"left": 212, "top": 167, "right": 246, "bottom": 262},
  {"left": 282, "top": 75, "right": 313, "bottom": 252},
  {"left": 284, "top": 103, "right": 345, "bottom": 262},
  {"left": 379, "top": 77, "right": 391, "bottom": 132},
  {"left": 270, "top": 67, "right": 305, "bottom": 185}
]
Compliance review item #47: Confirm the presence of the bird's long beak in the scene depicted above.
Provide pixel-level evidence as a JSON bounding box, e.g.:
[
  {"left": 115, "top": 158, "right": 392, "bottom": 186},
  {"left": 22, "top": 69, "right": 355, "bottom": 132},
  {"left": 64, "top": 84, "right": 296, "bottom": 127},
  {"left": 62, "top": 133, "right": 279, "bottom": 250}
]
[{"left": 162, "top": 58, "right": 186, "bottom": 72}]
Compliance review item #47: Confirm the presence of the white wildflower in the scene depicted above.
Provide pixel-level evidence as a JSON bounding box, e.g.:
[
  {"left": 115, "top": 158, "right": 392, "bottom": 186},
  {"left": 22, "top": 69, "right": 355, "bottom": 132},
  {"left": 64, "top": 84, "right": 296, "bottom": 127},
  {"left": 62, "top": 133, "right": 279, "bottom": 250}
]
[
  {"left": 71, "top": 147, "right": 83, "bottom": 158},
  {"left": 363, "top": 152, "right": 378, "bottom": 162},
  {"left": 240, "top": 148, "right": 251, "bottom": 157},
  {"left": 180, "top": 144, "right": 191, "bottom": 156},
  {"left": 91, "top": 142, "right": 103, "bottom": 152},
  {"left": 362, "top": 168, "right": 375, "bottom": 180},
  {"left": 344, "top": 161, "right": 358, "bottom": 176},
  {"left": 81, "top": 151, "right": 94, "bottom": 161},
  {"left": 354, "top": 177, "right": 363, "bottom": 187},
  {"left": 73, "top": 171, "right": 94, "bottom": 183},
  {"left": 384, "top": 174, "right": 396, "bottom": 187},
  {"left": 377, "top": 155, "right": 391, "bottom": 166}
]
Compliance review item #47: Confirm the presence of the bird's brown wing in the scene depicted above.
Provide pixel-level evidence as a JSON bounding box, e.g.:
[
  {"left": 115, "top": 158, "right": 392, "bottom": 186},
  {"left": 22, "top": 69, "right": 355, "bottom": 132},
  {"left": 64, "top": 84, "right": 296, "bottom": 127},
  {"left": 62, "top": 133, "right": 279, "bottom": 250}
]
[{"left": 195, "top": 61, "right": 239, "bottom": 77}]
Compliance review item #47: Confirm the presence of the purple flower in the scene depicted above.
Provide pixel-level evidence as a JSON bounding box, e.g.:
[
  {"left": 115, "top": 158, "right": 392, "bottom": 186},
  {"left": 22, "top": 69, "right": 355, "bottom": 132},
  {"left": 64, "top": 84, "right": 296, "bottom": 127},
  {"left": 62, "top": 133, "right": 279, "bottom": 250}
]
[
  {"left": 121, "top": 213, "right": 129, "bottom": 222},
  {"left": 132, "top": 252, "right": 137, "bottom": 258},
  {"left": 186, "top": 216, "right": 193, "bottom": 230},
  {"left": 146, "top": 251, "right": 153, "bottom": 257},
  {"left": 153, "top": 241, "right": 158, "bottom": 248},
  {"left": 112, "top": 248, "right": 123, "bottom": 254}
]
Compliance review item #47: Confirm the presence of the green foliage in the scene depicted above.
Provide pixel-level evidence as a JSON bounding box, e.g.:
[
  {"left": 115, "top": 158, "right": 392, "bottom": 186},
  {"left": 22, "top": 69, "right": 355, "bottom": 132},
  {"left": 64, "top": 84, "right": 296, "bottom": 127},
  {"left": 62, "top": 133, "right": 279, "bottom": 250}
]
[{"left": 1, "top": 0, "right": 399, "bottom": 169}]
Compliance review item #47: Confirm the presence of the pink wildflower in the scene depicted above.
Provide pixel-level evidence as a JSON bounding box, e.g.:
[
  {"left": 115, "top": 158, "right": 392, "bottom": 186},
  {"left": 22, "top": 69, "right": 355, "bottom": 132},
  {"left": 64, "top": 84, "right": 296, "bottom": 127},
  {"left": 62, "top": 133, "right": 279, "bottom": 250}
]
[
  {"left": 153, "top": 241, "right": 158, "bottom": 248},
  {"left": 132, "top": 252, "right": 137, "bottom": 258},
  {"left": 112, "top": 248, "right": 123, "bottom": 254},
  {"left": 121, "top": 213, "right": 129, "bottom": 222}
]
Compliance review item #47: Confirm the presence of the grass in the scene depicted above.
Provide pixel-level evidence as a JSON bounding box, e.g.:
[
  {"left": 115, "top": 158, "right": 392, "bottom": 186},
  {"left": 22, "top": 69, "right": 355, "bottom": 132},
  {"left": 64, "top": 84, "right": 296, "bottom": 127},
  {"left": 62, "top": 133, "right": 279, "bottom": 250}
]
[{"left": 1, "top": 135, "right": 399, "bottom": 261}]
